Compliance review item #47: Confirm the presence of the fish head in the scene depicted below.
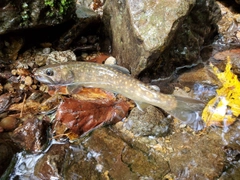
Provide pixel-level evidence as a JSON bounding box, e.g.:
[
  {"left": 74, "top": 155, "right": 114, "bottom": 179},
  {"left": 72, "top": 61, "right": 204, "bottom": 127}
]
[{"left": 34, "top": 64, "right": 75, "bottom": 85}]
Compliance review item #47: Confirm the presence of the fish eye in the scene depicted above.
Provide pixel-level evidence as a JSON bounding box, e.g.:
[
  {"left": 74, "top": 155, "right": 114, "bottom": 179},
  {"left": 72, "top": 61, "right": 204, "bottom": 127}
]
[{"left": 45, "top": 68, "right": 54, "bottom": 76}]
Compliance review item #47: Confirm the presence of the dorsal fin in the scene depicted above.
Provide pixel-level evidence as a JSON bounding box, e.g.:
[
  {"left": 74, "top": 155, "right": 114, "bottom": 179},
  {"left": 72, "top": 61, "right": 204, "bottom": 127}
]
[
  {"left": 149, "top": 85, "right": 160, "bottom": 92},
  {"left": 106, "top": 64, "right": 131, "bottom": 75}
]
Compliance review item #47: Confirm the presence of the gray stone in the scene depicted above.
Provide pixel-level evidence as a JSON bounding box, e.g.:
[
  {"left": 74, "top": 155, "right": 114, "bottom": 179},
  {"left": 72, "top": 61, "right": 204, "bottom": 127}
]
[
  {"left": 0, "top": 0, "right": 76, "bottom": 35},
  {"left": 103, "top": 0, "right": 221, "bottom": 77},
  {"left": 123, "top": 106, "right": 171, "bottom": 137}
]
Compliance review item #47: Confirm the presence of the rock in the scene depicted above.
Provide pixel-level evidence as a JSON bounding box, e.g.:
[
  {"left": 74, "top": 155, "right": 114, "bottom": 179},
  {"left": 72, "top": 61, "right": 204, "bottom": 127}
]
[
  {"left": 46, "top": 50, "right": 76, "bottom": 65},
  {"left": 0, "top": 36, "right": 24, "bottom": 61},
  {"left": 63, "top": 127, "right": 170, "bottom": 179},
  {"left": 0, "top": 116, "right": 18, "bottom": 131},
  {"left": 215, "top": 1, "right": 240, "bottom": 46},
  {"left": 34, "top": 143, "right": 69, "bottom": 179},
  {"left": 219, "top": 163, "right": 240, "bottom": 180},
  {"left": 177, "top": 65, "right": 221, "bottom": 87},
  {"left": 11, "top": 115, "right": 48, "bottom": 152},
  {"left": 0, "top": 93, "right": 12, "bottom": 113},
  {"left": 103, "top": 0, "right": 221, "bottom": 77},
  {"left": 0, "top": 133, "right": 20, "bottom": 177},
  {"left": 212, "top": 48, "right": 240, "bottom": 76},
  {"left": 122, "top": 106, "right": 171, "bottom": 137},
  {"left": 116, "top": 120, "right": 226, "bottom": 179},
  {"left": 0, "top": 0, "right": 76, "bottom": 35},
  {"left": 168, "top": 128, "right": 225, "bottom": 179},
  {"left": 55, "top": 5, "right": 101, "bottom": 50}
]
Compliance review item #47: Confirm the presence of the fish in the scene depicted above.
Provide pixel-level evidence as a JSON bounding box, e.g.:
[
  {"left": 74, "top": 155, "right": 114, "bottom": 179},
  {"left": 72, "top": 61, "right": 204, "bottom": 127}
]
[{"left": 34, "top": 61, "right": 205, "bottom": 130}]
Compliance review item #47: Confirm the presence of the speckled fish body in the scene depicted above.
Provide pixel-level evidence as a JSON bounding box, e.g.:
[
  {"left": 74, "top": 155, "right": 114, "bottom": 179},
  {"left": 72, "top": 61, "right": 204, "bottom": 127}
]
[
  {"left": 34, "top": 62, "right": 205, "bottom": 130},
  {"left": 34, "top": 62, "right": 177, "bottom": 111}
]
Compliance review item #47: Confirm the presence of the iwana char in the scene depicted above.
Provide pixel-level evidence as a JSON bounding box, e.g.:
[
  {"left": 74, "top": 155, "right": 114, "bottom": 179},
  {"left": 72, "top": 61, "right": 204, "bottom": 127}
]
[{"left": 34, "top": 61, "right": 205, "bottom": 130}]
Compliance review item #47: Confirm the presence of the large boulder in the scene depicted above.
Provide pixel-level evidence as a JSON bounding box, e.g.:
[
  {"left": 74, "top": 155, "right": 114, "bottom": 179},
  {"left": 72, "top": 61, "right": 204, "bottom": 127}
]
[
  {"left": 0, "top": 0, "right": 76, "bottom": 34},
  {"left": 103, "top": 0, "right": 221, "bottom": 78}
]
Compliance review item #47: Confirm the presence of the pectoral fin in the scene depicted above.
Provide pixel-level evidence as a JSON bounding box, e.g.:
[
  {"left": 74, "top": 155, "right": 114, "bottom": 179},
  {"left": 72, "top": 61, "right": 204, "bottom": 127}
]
[
  {"left": 135, "top": 101, "right": 149, "bottom": 111},
  {"left": 67, "top": 85, "right": 82, "bottom": 94}
]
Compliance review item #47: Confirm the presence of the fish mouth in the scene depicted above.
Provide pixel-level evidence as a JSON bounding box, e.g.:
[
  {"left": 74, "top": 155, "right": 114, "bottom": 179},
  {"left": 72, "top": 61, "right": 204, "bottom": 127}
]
[{"left": 34, "top": 74, "right": 55, "bottom": 85}]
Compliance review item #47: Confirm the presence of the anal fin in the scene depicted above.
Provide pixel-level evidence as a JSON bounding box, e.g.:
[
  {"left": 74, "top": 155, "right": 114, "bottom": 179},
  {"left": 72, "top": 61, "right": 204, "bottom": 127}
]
[{"left": 135, "top": 101, "right": 149, "bottom": 111}]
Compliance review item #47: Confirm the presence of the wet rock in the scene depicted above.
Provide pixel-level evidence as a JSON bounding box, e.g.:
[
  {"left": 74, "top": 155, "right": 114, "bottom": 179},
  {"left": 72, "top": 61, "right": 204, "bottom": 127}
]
[
  {"left": 34, "top": 143, "right": 69, "bottom": 179},
  {"left": 56, "top": 5, "right": 101, "bottom": 50},
  {"left": 165, "top": 127, "right": 225, "bottom": 179},
  {"left": 0, "top": 0, "right": 76, "bottom": 34},
  {"left": 122, "top": 106, "right": 171, "bottom": 137},
  {"left": 215, "top": 1, "right": 240, "bottom": 46},
  {"left": 223, "top": 120, "right": 240, "bottom": 144},
  {"left": 177, "top": 65, "right": 221, "bottom": 87},
  {"left": 219, "top": 162, "right": 240, "bottom": 180},
  {"left": 103, "top": 0, "right": 221, "bottom": 77},
  {"left": 63, "top": 127, "right": 170, "bottom": 179},
  {"left": 0, "top": 133, "right": 20, "bottom": 177},
  {"left": 11, "top": 115, "right": 48, "bottom": 152},
  {"left": 115, "top": 117, "right": 227, "bottom": 179},
  {"left": 191, "top": 83, "right": 217, "bottom": 102},
  {"left": 0, "top": 93, "right": 12, "bottom": 113},
  {"left": 212, "top": 48, "right": 240, "bottom": 76},
  {"left": 0, "top": 36, "right": 24, "bottom": 61}
]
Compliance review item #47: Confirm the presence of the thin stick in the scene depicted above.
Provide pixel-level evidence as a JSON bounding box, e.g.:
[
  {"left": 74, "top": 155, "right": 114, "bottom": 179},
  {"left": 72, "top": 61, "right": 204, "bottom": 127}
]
[{"left": 20, "top": 93, "right": 27, "bottom": 118}]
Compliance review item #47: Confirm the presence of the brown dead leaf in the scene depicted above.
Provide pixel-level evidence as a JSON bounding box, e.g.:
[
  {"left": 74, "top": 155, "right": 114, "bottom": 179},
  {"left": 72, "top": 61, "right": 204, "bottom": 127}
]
[
  {"left": 39, "top": 94, "right": 62, "bottom": 114},
  {"left": 87, "top": 53, "right": 110, "bottom": 64},
  {"left": 9, "top": 91, "right": 59, "bottom": 115},
  {"left": 53, "top": 97, "right": 130, "bottom": 138},
  {"left": 0, "top": 93, "right": 12, "bottom": 113},
  {"left": 9, "top": 100, "right": 41, "bottom": 114}
]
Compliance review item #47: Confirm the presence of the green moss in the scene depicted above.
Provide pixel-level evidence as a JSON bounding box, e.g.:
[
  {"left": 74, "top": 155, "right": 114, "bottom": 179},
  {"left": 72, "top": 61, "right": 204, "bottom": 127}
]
[
  {"left": 44, "top": 0, "right": 54, "bottom": 7},
  {"left": 20, "top": 2, "right": 30, "bottom": 27},
  {"left": 44, "top": 0, "right": 73, "bottom": 17}
]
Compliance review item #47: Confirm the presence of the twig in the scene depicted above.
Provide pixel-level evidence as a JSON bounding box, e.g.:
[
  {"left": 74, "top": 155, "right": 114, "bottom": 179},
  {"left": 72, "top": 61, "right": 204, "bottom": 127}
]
[{"left": 20, "top": 93, "right": 27, "bottom": 118}]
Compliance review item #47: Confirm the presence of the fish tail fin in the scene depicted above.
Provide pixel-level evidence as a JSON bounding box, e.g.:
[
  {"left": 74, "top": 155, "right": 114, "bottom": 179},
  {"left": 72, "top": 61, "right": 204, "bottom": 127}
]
[{"left": 167, "top": 96, "right": 205, "bottom": 131}]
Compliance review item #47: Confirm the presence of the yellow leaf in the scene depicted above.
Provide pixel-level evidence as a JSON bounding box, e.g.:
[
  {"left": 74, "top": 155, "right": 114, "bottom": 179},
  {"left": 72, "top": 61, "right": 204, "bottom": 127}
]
[{"left": 202, "top": 56, "right": 240, "bottom": 126}]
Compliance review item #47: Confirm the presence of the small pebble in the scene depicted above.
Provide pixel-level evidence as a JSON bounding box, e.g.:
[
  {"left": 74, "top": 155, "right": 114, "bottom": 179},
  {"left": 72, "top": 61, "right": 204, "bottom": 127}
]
[
  {"left": 0, "top": 116, "right": 18, "bottom": 131},
  {"left": 35, "top": 54, "right": 47, "bottom": 66},
  {"left": 81, "top": 53, "right": 88, "bottom": 59},
  {"left": 31, "top": 84, "right": 37, "bottom": 90},
  {"left": 11, "top": 69, "right": 17, "bottom": 76},
  {"left": 184, "top": 86, "right": 191, "bottom": 93},
  {"left": 25, "top": 76, "right": 33, "bottom": 86},
  {"left": 42, "top": 47, "right": 51, "bottom": 54},
  {"left": 3, "top": 83, "right": 14, "bottom": 93},
  {"left": 179, "top": 123, "right": 187, "bottom": 128},
  {"left": 39, "top": 85, "right": 48, "bottom": 92},
  {"left": 104, "top": 56, "right": 116, "bottom": 65},
  {"left": 19, "top": 84, "right": 26, "bottom": 90}
]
